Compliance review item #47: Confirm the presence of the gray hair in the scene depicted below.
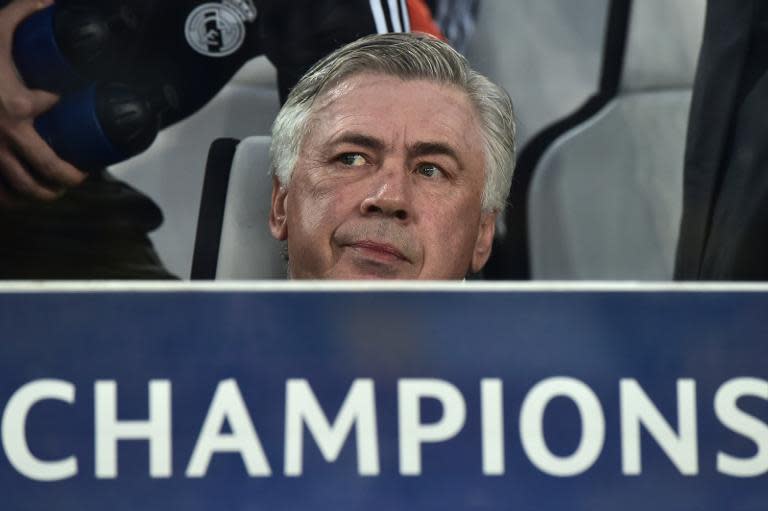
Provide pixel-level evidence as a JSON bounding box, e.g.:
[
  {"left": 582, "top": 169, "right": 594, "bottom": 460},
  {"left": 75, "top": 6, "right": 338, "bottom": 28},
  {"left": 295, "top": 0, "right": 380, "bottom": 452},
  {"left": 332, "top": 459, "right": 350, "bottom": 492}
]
[{"left": 270, "top": 32, "right": 516, "bottom": 212}]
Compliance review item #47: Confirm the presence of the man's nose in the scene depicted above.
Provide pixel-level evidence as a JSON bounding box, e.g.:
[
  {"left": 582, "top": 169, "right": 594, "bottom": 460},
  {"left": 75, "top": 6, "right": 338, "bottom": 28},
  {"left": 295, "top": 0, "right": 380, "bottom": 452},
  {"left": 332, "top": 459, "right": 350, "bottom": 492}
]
[{"left": 359, "top": 165, "right": 412, "bottom": 222}]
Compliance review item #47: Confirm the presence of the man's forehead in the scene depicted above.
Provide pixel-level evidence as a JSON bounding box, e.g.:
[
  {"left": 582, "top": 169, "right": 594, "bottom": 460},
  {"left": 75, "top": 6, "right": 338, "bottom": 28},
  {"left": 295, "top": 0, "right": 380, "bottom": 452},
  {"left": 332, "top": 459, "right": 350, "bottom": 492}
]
[{"left": 305, "top": 73, "right": 481, "bottom": 148}]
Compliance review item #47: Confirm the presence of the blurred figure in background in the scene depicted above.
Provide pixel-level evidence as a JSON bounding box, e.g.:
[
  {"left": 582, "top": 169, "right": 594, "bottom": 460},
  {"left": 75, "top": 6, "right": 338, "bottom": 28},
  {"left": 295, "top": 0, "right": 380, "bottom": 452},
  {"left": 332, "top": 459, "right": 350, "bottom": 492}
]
[
  {"left": 425, "top": 0, "right": 478, "bottom": 53},
  {"left": 0, "top": 0, "right": 444, "bottom": 279},
  {"left": 675, "top": 0, "right": 768, "bottom": 280}
]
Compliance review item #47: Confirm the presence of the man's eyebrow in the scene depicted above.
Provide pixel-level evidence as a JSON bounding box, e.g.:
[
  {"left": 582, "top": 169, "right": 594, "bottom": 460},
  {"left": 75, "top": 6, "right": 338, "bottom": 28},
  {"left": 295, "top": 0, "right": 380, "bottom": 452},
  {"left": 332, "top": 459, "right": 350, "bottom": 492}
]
[
  {"left": 409, "top": 141, "right": 463, "bottom": 166},
  {"left": 330, "top": 133, "right": 386, "bottom": 152}
]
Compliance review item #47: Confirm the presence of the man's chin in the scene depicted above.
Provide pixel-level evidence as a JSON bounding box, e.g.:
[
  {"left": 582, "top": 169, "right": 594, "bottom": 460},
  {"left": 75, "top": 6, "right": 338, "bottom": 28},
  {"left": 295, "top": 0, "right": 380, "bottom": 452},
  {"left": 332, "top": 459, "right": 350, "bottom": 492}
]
[
  {"left": 330, "top": 262, "right": 413, "bottom": 280},
  {"left": 287, "top": 260, "right": 415, "bottom": 280},
  {"left": 315, "top": 250, "right": 415, "bottom": 280}
]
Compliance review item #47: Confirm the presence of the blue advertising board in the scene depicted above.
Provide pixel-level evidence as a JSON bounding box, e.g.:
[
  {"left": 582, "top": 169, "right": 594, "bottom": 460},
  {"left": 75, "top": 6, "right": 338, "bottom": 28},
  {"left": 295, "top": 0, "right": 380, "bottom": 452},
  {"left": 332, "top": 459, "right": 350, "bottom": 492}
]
[{"left": 0, "top": 283, "right": 766, "bottom": 510}]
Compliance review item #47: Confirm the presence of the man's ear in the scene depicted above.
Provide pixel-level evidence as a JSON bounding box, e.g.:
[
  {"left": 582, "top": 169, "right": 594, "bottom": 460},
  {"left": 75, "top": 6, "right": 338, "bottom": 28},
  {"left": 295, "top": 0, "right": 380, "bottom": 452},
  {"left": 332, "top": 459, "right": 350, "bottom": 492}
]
[
  {"left": 470, "top": 210, "right": 497, "bottom": 273},
  {"left": 269, "top": 176, "right": 289, "bottom": 241}
]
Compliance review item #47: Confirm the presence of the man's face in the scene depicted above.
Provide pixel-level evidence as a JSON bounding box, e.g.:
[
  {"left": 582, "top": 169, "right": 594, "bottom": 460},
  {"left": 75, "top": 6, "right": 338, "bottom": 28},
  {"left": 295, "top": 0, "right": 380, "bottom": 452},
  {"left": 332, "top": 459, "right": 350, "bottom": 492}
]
[{"left": 269, "top": 73, "right": 496, "bottom": 279}]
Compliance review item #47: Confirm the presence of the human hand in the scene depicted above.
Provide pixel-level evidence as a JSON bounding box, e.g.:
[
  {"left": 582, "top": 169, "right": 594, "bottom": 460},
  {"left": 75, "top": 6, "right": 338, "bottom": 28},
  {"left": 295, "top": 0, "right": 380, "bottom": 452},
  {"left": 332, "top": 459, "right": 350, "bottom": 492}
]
[{"left": 0, "top": 0, "right": 87, "bottom": 208}]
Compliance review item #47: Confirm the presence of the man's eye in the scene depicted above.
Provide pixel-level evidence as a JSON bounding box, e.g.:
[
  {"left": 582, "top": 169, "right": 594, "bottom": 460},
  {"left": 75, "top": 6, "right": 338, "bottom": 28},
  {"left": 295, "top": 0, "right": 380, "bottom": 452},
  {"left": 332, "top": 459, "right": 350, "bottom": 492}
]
[
  {"left": 416, "top": 163, "right": 442, "bottom": 178},
  {"left": 339, "top": 153, "right": 367, "bottom": 166}
]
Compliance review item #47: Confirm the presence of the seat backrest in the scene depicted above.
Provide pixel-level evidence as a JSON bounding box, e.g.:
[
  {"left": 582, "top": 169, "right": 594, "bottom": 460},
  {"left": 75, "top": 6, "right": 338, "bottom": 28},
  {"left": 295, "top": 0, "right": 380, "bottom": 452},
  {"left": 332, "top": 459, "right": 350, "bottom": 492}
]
[
  {"left": 217, "top": 136, "right": 286, "bottom": 279},
  {"left": 192, "top": 136, "right": 286, "bottom": 279},
  {"left": 465, "top": 0, "right": 610, "bottom": 146},
  {"left": 526, "top": 0, "right": 705, "bottom": 279}
]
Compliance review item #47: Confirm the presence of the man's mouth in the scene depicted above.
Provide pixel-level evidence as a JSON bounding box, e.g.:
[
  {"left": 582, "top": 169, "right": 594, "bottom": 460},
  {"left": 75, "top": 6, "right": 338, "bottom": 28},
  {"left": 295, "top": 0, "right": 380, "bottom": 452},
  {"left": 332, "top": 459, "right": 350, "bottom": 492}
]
[{"left": 347, "top": 240, "right": 410, "bottom": 263}]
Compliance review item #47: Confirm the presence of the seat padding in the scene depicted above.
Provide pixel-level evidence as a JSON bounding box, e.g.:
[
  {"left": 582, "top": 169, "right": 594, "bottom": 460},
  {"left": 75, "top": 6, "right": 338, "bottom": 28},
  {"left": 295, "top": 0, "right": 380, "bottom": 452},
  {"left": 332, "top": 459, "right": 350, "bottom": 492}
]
[
  {"left": 529, "top": 91, "right": 691, "bottom": 279},
  {"left": 216, "top": 136, "right": 287, "bottom": 279}
]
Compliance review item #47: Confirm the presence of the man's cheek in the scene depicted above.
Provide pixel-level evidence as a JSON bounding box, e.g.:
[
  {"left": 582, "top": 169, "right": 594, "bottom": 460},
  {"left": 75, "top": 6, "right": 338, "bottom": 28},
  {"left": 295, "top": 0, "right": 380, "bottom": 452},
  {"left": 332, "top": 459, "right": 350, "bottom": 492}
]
[
  {"left": 307, "top": 169, "right": 366, "bottom": 201},
  {"left": 291, "top": 168, "right": 344, "bottom": 211},
  {"left": 421, "top": 183, "right": 466, "bottom": 205},
  {"left": 427, "top": 205, "right": 476, "bottom": 248},
  {"left": 421, "top": 204, "right": 456, "bottom": 232},
  {"left": 304, "top": 175, "right": 365, "bottom": 222},
  {"left": 292, "top": 186, "right": 343, "bottom": 236}
]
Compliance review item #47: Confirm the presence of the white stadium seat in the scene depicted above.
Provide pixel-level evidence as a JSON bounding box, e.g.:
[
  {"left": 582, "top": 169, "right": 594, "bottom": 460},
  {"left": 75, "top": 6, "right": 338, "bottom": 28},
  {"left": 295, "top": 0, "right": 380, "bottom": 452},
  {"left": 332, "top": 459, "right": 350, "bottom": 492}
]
[
  {"left": 526, "top": 0, "right": 706, "bottom": 279},
  {"left": 192, "top": 136, "right": 286, "bottom": 279}
]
